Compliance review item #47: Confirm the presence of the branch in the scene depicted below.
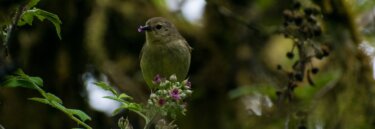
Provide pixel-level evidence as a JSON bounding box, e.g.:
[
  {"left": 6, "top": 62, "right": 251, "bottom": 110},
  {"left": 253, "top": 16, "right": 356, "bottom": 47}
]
[{"left": 2, "top": 3, "right": 27, "bottom": 58}]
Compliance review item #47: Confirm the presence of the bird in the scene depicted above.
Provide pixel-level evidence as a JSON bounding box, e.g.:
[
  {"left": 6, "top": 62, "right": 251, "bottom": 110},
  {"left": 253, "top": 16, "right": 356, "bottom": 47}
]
[{"left": 138, "top": 17, "right": 192, "bottom": 89}]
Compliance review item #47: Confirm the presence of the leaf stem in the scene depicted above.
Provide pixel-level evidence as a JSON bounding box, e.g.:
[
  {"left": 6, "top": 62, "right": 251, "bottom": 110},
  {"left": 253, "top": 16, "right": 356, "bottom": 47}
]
[{"left": 130, "top": 109, "right": 150, "bottom": 129}]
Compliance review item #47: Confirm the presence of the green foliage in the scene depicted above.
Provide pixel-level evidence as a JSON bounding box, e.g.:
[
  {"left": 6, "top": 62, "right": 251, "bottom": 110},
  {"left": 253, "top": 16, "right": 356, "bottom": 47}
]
[
  {"left": 94, "top": 82, "right": 143, "bottom": 116},
  {"left": 295, "top": 70, "right": 342, "bottom": 100},
  {"left": 94, "top": 81, "right": 147, "bottom": 128},
  {"left": 95, "top": 81, "right": 118, "bottom": 95},
  {"left": 68, "top": 109, "right": 92, "bottom": 122},
  {"left": 1, "top": 69, "right": 92, "bottom": 129},
  {"left": 17, "top": 0, "right": 62, "bottom": 39},
  {"left": 1, "top": 69, "right": 43, "bottom": 89},
  {"left": 26, "top": 0, "right": 41, "bottom": 10}
]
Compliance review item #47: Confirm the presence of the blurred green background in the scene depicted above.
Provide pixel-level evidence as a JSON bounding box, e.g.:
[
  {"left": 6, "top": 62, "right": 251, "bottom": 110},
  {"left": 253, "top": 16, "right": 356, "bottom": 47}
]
[{"left": 1, "top": 0, "right": 375, "bottom": 129}]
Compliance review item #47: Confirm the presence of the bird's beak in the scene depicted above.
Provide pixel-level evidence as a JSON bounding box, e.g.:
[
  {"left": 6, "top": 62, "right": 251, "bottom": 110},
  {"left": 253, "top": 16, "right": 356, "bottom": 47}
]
[{"left": 138, "top": 25, "right": 151, "bottom": 32}]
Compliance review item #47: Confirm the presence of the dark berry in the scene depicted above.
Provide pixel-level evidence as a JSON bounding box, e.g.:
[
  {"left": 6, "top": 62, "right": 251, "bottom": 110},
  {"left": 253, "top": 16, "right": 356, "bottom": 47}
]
[
  {"left": 290, "top": 83, "right": 298, "bottom": 90},
  {"left": 283, "top": 21, "right": 289, "bottom": 27},
  {"left": 315, "top": 53, "right": 324, "bottom": 59},
  {"left": 294, "top": 72, "right": 303, "bottom": 81},
  {"left": 307, "top": 70, "right": 316, "bottom": 86},
  {"left": 312, "top": 67, "right": 319, "bottom": 74},
  {"left": 284, "top": 33, "right": 289, "bottom": 38},
  {"left": 304, "top": 7, "right": 320, "bottom": 15},
  {"left": 286, "top": 52, "right": 294, "bottom": 59},
  {"left": 304, "top": 8, "right": 313, "bottom": 15},
  {"left": 277, "top": 64, "right": 282, "bottom": 70},
  {"left": 293, "top": 2, "right": 301, "bottom": 9},
  {"left": 294, "top": 17, "right": 303, "bottom": 26},
  {"left": 312, "top": 25, "right": 322, "bottom": 36},
  {"left": 283, "top": 10, "right": 293, "bottom": 18},
  {"left": 276, "top": 91, "right": 282, "bottom": 97},
  {"left": 322, "top": 49, "right": 330, "bottom": 56}
]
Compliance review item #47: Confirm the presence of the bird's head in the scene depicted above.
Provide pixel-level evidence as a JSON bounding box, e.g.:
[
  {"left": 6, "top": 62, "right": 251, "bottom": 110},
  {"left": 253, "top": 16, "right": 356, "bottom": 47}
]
[{"left": 138, "top": 17, "right": 182, "bottom": 44}]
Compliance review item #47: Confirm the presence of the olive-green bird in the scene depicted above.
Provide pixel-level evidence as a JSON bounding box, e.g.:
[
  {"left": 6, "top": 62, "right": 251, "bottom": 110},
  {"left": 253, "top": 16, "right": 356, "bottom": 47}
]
[{"left": 138, "top": 17, "right": 192, "bottom": 89}]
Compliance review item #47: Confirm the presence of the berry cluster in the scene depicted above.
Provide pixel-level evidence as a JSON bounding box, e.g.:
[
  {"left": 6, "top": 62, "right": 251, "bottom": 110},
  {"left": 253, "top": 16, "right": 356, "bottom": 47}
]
[
  {"left": 148, "top": 74, "right": 193, "bottom": 118},
  {"left": 278, "top": 2, "right": 329, "bottom": 100},
  {"left": 282, "top": 2, "right": 322, "bottom": 40}
]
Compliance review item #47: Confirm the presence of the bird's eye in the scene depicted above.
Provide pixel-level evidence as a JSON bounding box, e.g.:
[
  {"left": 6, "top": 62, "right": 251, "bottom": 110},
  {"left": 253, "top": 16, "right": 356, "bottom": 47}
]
[{"left": 155, "top": 25, "right": 162, "bottom": 30}]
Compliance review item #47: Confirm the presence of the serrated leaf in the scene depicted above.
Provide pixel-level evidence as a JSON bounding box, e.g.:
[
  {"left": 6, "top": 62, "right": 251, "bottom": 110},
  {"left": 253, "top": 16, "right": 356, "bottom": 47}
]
[
  {"left": 95, "top": 81, "right": 117, "bottom": 94},
  {"left": 18, "top": 8, "right": 62, "bottom": 39},
  {"left": 30, "top": 76, "right": 43, "bottom": 87},
  {"left": 29, "top": 97, "right": 50, "bottom": 105},
  {"left": 95, "top": 82, "right": 113, "bottom": 91},
  {"left": 18, "top": 12, "right": 34, "bottom": 26},
  {"left": 112, "top": 107, "right": 125, "bottom": 116},
  {"left": 67, "top": 109, "right": 92, "bottom": 122},
  {"left": 1, "top": 76, "right": 28, "bottom": 88},
  {"left": 46, "top": 93, "right": 62, "bottom": 104},
  {"left": 2, "top": 69, "right": 43, "bottom": 88},
  {"left": 127, "top": 103, "right": 141, "bottom": 111},
  {"left": 1, "top": 76, "right": 37, "bottom": 89},
  {"left": 103, "top": 96, "right": 125, "bottom": 103},
  {"left": 26, "top": 0, "right": 41, "bottom": 9},
  {"left": 14, "top": 69, "right": 26, "bottom": 76},
  {"left": 33, "top": 8, "right": 62, "bottom": 39},
  {"left": 118, "top": 93, "right": 133, "bottom": 100},
  {"left": 50, "top": 101, "right": 67, "bottom": 111}
]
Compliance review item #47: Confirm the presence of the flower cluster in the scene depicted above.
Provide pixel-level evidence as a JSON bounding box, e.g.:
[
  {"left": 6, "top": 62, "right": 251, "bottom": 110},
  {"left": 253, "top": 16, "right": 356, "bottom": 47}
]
[{"left": 148, "top": 74, "right": 193, "bottom": 118}]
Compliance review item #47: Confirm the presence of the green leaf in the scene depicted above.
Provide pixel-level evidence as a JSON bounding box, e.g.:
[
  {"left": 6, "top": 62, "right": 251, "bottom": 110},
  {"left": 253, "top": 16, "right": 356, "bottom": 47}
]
[
  {"left": 0, "top": 69, "right": 44, "bottom": 89},
  {"left": 296, "top": 70, "right": 342, "bottom": 100},
  {"left": 46, "top": 92, "right": 63, "bottom": 104},
  {"left": 118, "top": 93, "right": 133, "bottom": 100},
  {"left": 29, "top": 76, "right": 43, "bottom": 87},
  {"left": 95, "top": 81, "right": 112, "bottom": 90},
  {"left": 127, "top": 103, "right": 141, "bottom": 111},
  {"left": 18, "top": 12, "right": 34, "bottom": 26},
  {"left": 67, "top": 109, "right": 92, "bottom": 122},
  {"left": 29, "top": 97, "right": 50, "bottom": 105},
  {"left": 112, "top": 103, "right": 142, "bottom": 116},
  {"left": 26, "top": 0, "right": 41, "bottom": 9},
  {"left": 103, "top": 96, "right": 125, "bottom": 103},
  {"left": 94, "top": 81, "right": 117, "bottom": 95},
  {"left": 18, "top": 8, "right": 62, "bottom": 39},
  {"left": 50, "top": 101, "right": 67, "bottom": 111},
  {"left": 112, "top": 107, "right": 125, "bottom": 116},
  {"left": 1, "top": 76, "right": 33, "bottom": 89},
  {"left": 17, "top": 69, "right": 42, "bottom": 87},
  {"left": 14, "top": 69, "right": 25, "bottom": 75},
  {"left": 33, "top": 8, "right": 62, "bottom": 39}
]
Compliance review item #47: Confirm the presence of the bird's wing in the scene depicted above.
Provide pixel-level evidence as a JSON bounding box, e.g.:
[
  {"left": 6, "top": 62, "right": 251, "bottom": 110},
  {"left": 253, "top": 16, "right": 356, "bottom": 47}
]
[
  {"left": 182, "top": 39, "right": 193, "bottom": 53},
  {"left": 139, "top": 42, "right": 146, "bottom": 60}
]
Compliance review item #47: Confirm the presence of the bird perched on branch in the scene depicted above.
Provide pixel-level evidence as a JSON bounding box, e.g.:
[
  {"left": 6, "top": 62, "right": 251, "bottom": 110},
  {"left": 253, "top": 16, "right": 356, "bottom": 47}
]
[{"left": 138, "top": 17, "right": 192, "bottom": 89}]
